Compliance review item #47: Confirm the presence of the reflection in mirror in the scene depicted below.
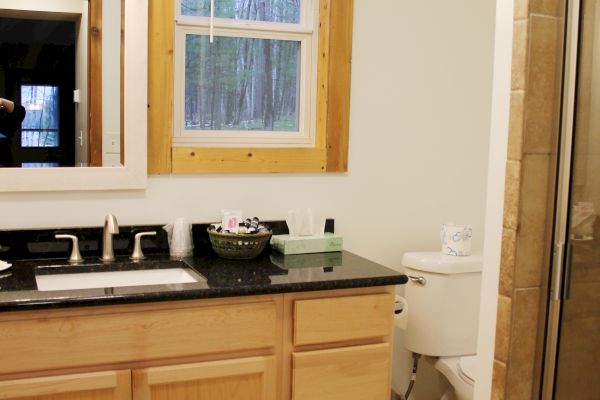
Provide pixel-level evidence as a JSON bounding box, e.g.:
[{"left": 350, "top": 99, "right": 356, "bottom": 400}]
[{"left": 0, "top": 0, "right": 122, "bottom": 168}]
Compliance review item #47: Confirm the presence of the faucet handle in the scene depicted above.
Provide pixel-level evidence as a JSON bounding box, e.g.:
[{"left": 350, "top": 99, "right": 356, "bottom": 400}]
[
  {"left": 130, "top": 231, "right": 157, "bottom": 261},
  {"left": 55, "top": 234, "right": 83, "bottom": 264}
]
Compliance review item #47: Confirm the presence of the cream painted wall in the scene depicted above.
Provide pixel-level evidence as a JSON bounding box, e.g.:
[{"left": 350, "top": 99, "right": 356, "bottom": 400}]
[{"left": 0, "top": 1, "right": 496, "bottom": 398}]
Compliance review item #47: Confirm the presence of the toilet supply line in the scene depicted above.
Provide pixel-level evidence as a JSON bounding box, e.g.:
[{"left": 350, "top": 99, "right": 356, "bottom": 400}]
[{"left": 404, "top": 352, "right": 421, "bottom": 400}]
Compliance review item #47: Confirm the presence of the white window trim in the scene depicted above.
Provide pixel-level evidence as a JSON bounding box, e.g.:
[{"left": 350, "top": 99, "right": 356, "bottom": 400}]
[{"left": 173, "top": 0, "right": 319, "bottom": 148}]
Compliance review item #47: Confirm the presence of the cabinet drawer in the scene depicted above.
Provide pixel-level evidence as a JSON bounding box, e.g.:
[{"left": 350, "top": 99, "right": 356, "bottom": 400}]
[
  {"left": 293, "top": 293, "right": 393, "bottom": 346},
  {"left": 292, "top": 343, "right": 391, "bottom": 400},
  {"left": 0, "top": 301, "right": 277, "bottom": 375}
]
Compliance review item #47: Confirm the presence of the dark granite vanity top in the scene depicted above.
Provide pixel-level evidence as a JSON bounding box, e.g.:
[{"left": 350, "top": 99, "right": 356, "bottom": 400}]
[
  {"left": 0, "top": 221, "right": 407, "bottom": 312},
  {"left": 0, "top": 251, "right": 406, "bottom": 311}
]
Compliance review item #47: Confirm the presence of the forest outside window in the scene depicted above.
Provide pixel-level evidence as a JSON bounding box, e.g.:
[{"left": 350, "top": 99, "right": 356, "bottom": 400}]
[
  {"left": 174, "top": 0, "right": 318, "bottom": 147},
  {"left": 20, "top": 85, "right": 60, "bottom": 148}
]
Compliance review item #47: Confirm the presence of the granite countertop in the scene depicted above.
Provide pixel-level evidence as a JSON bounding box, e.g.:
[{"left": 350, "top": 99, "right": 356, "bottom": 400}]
[{"left": 0, "top": 250, "right": 407, "bottom": 312}]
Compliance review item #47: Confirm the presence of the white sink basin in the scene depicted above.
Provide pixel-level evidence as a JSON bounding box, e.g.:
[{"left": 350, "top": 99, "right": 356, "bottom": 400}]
[{"left": 36, "top": 268, "right": 201, "bottom": 291}]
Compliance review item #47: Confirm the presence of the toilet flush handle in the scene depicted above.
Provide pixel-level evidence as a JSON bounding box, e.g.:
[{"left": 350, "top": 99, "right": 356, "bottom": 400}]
[{"left": 407, "top": 275, "right": 427, "bottom": 286}]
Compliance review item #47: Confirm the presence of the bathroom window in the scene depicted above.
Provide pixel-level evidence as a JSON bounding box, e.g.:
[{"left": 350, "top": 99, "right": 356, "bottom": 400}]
[
  {"left": 20, "top": 85, "right": 60, "bottom": 148},
  {"left": 174, "top": 0, "right": 317, "bottom": 147}
]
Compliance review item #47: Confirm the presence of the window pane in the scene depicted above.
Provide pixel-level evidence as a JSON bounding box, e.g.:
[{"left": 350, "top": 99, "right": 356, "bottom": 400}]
[
  {"left": 20, "top": 130, "right": 59, "bottom": 147},
  {"left": 181, "top": 0, "right": 300, "bottom": 24},
  {"left": 21, "top": 162, "right": 60, "bottom": 168},
  {"left": 20, "top": 85, "right": 60, "bottom": 147},
  {"left": 184, "top": 35, "right": 300, "bottom": 132}
]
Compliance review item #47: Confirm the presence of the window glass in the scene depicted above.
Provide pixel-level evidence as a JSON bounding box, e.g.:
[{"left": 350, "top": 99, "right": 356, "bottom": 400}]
[
  {"left": 184, "top": 34, "right": 300, "bottom": 132},
  {"left": 180, "top": 0, "right": 300, "bottom": 24},
  {"left": 20, "top": 85, "right": 59, "bottom": 147}
]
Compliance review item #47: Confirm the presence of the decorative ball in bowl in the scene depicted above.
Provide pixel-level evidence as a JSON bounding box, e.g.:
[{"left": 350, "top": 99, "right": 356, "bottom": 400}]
[{"left": 207, "top": 228, "right": 272, "bottom": 260}]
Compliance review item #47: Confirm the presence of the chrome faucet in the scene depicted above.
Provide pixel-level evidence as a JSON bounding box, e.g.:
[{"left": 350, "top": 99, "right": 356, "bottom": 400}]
[{"left": 101, "top": 214, "right": 119, "bottom": 262}]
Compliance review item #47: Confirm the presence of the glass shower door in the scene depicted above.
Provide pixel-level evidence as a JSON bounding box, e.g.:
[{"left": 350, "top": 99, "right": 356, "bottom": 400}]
[{"left": 550, "top": 0, "right": 600, "bottom": 397}]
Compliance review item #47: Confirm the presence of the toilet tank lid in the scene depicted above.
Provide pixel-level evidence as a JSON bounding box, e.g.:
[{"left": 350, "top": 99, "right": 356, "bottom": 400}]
[{"left": 401, "top": 252, "right": 483, "bottom": 274}]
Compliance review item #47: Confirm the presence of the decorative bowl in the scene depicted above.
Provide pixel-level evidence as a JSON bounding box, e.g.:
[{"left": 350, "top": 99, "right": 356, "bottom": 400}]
[{"left": 207, "top": 229, "right": 272, "bottom": 260}]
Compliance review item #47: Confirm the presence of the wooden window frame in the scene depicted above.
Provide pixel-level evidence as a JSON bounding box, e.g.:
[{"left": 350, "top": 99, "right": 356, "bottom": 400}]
[{"left": 148, "top": 0, "right": 352, "bottom": 173}]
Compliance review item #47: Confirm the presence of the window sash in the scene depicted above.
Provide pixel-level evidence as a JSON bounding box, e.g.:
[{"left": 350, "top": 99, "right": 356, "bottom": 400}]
[
  {"left": 173, "top": 14, "right": 318, "bottom": 147},
  {"left": 175, "top": 0, "right": 315, "bottom": 32}
]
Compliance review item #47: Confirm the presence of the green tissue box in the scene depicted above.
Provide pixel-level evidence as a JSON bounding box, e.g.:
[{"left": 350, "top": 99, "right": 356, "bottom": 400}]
[{"left": 270, "top": 233, "right": 343, "bottom": 255}]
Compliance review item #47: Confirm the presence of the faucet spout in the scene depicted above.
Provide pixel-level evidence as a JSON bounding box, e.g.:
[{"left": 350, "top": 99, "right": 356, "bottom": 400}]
[{"left": 101, "top": 214, "right": 119, "bottom": 262}]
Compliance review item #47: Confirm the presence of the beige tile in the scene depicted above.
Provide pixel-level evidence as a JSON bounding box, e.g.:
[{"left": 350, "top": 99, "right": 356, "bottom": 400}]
[
  {"left": 530, "top": 0, "right": 562, "bottom": 16},
  {"left": 492, "top": 360, "right": 507, "bottom": 400},
  {"left": 514, "top": 154, "right": 551, "bottom": 288},
  {"left": 508, "top": 91, "right": 525, "bottom": 161},
  {"left": 506, "top": 288, "right": 541, "bottom": 399},
  {"left": 500, "top": 228, "right": 517, "bottom": 296},
  {"left": 503, "top": 161, "right": 522, "bottom": 230},
  {"left": 495, "top": 295, "right": 513, "bottom": 363},
  {"left": 512, "top": 20, "right": 529, "bottom": 91},
  {"left": 514, "top": 0, "right": 530, "bottom": 20},
  {"left": 524, "top": 16, "right": 561, "bottom": 154}
]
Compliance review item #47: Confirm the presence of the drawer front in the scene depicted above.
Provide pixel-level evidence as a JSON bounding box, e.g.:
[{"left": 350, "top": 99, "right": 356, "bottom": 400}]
[
  {"left": 294, "top": 293, "right": 393, "bottom": 346},
  {"left": 0, "top": 301, "right": 277, "bottom": 375},
  {"left": 292, "top": 343, "right": 391, "bottom": 400}
]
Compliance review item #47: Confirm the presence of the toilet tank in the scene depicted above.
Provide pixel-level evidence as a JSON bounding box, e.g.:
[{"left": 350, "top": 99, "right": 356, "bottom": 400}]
[{"left": 402, "top": 252, "right": 482, "bottom": 357}]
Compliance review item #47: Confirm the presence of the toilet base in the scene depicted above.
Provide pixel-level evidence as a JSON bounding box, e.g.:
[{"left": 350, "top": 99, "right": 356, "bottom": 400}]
[{"left": 433, "top": 357, "right": 474, "bottom": 400}]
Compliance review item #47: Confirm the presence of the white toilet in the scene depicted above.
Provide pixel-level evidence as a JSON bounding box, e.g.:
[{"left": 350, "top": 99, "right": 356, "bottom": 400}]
[{"left": 396, "top": 251, "right": 482, "bottom": 400}]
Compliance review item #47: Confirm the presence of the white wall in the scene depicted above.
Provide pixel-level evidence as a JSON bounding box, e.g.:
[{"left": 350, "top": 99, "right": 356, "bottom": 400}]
[
  {"left": 102, "top": 0, "right": 122, "bottom": 167},
  {"left": 0, "top": 0, "right": 83, "bottom": 16},
  {"left": 476, "top": 0, "right": 513, "bottom": 398},
  {"left": 0, "top": 1, "right": 496, "bottom": 398},
  {"left": 75, "top": 1, "right": 89, "bottom": 166}
]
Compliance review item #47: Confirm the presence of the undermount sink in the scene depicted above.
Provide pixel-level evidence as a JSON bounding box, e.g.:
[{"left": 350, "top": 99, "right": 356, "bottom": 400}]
[{"left": 35, "top": 260, "right": 204, "bottom": 292}]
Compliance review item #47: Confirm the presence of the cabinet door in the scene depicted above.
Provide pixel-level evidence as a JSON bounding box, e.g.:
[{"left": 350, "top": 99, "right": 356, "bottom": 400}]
[
  {"left": 292, "top": 343, "right": 391, "bottom": 400},
  {"left": 0, "top": 370, "right": 131, "bottom": 400},
  {"left": 133, "top": 356, "right": 276, "bottom": 400}
]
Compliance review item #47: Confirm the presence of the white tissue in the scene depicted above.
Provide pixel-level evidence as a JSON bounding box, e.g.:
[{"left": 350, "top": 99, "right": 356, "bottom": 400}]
[
  {"left": 441, "top": 223, "right": 472, "bottom": 256},
  {"left": 286, "top": 208, "right": 326, "bottom": 237},
  {"left": 163, "top": 217, "right": 194, "bottom": 258}
]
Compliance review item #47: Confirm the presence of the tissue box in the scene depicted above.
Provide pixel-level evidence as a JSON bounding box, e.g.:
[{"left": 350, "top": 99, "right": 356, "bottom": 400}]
[{"left": 270, "top": 233, "right": 343, "bottom": 255}]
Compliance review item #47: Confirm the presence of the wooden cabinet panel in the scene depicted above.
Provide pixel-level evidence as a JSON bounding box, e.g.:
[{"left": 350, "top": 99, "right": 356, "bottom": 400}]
[
  {"left": 294, "top": 293, "right": 393, "bottom": 346},
  {"left": 0, "top": 370, "right": 131, "bottom": 400},
  {"left": 132, "top": 356, "right": 276, "bottom": 400},
  {"left": 0, "top": 301, "right": 277, "bottom": 375},
  {"left": 292, "top": 343, "right": 391, "bottom": 400}
]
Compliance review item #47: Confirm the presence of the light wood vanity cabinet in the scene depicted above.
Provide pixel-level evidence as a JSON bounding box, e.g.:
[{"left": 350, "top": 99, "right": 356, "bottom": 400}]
[
  {"left": 132, "top": 356, "right": 276, "bottom": 400},
  {"left": 0, "top": 286, "right": 395, "bottom": 400},
  {"left": 0, "top": 370, "right": 131, "bottom": 400}
]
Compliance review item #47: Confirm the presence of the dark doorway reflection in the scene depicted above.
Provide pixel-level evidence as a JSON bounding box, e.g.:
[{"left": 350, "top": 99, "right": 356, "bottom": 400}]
[{"left": 0, "top": 18, "right": 76, "bottom": 167}]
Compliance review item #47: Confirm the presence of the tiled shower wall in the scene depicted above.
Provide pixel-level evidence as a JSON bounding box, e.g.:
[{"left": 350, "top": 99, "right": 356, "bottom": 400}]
[{"left": 492, "top": 0, "right": 564, "bottom": 398}]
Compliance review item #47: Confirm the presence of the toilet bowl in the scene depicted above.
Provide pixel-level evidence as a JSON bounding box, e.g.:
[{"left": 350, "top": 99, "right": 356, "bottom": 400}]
[
  {"left": 434, "top": 356, "right": 476, "bottom": 400},
  {"left": 394, "top": 251, "right": 482, "bottom": 400}
]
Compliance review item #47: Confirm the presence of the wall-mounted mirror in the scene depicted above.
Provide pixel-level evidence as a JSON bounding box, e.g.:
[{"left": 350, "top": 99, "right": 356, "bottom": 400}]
[{"left": 0, "top": 0, "right": 147, "bottom": 191}]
